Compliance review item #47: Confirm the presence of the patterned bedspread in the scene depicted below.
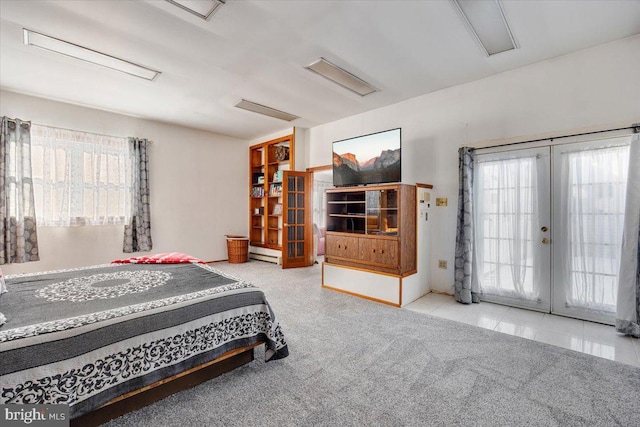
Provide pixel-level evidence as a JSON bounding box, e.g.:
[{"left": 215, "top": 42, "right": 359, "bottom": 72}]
[{"left": 0, "top": 263, "right": 288, "bottom": 418}]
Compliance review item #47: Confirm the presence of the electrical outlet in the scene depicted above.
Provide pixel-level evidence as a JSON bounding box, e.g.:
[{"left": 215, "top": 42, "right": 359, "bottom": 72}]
[
  {"left": 436, "top": 198, "right": 448, "bottom": 207},
  {"left": 438, "top": 260, "right": 447, "bottom": 269}
]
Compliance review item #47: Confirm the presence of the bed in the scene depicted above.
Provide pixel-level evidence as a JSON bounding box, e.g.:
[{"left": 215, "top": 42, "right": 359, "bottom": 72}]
[{"left": 0, "top": 257, "right": 288, "bottom": 425}]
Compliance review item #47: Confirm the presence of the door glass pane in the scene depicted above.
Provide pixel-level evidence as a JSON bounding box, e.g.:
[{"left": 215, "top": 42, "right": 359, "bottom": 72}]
[
  {"left": 476, "top": 154, "right": 539, "bottom": 301},
  {"left": 563, "top": 144, "right": 629, "bottom": 313}
]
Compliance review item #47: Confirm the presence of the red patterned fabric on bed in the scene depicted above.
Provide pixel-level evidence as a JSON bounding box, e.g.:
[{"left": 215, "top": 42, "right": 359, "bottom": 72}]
[{"left": 111, "top": 252, "right": 205, "bottom": 264}]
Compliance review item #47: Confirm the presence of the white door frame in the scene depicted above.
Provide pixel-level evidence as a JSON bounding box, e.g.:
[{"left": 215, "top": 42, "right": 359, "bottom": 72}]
[
  {"left": 550, "top": 137, "right": 632, "bottom": 324},
  {"left": 474, "top": 146, "right": 551, "bottom": 312}
]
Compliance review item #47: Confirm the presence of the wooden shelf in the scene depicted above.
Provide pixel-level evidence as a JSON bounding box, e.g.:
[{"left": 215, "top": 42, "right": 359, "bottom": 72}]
[
  {"left": 248, "top": 133, "right": 294, "bottom": 251},
  {"left": 325, "top": 184, "right": 416, "bottom": 275}
]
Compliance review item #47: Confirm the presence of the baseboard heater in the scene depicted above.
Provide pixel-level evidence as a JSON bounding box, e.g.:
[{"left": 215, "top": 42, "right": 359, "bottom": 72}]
[{"left": 249, "top": 252, "right": 281, "bottom": 265}]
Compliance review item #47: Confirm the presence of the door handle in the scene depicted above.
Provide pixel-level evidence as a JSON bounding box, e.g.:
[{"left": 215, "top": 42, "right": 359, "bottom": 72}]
[{"left": 541, "top": 238, "right": 549, "bottom": 244}]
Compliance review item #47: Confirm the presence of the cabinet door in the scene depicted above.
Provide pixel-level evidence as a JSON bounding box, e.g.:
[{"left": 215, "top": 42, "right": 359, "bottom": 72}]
[
  {"left": 359, "top": 238, "right": 398, "bottom": 267},
  {"left": 326, "top": 235, "right": 359, "bottom": 260}
]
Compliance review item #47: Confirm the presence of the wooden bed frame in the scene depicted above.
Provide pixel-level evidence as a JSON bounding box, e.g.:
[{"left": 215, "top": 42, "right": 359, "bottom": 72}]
[{"left": 71, "top": 343, "right": 262, "bottom": 427}]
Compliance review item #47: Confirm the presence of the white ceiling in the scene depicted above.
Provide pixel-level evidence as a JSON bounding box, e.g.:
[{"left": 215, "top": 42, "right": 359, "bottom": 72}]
[{"left": 1, "top": 0, "right": 639, "bottom": 140}]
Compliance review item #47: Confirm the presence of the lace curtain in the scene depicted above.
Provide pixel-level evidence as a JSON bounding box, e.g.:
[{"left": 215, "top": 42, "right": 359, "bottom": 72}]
[
  {"left": 475, "top": 153, "right": 540, "bottom": 301},
  {"left": 30, "top": 125, "right": 130, "bottom": 226},
  {"left": 0, "top": 117, "right": 39, "bottom": 264},
  {"left": 562, "top": 144, "right": 629, "bottom": 314}
]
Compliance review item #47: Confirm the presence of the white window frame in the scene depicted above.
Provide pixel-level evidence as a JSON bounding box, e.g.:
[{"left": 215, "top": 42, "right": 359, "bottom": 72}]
[{"left": 30, "top": 125, "right": 130, "bottom": 227}]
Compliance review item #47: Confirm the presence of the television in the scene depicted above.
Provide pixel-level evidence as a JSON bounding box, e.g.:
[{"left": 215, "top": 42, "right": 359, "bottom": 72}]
[{"left": 332, "top": 128, "right": 401, "bottom": 187}]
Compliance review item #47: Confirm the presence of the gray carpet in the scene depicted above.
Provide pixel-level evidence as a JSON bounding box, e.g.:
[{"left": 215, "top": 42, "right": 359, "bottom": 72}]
[{"left": 106, "top": 260, "right": 640, "bottom": 427}]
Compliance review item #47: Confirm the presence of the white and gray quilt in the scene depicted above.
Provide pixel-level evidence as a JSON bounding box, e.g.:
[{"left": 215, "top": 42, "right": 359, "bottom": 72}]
[{"left": 0, "top": 263, "right": 288, "bottom": 418}]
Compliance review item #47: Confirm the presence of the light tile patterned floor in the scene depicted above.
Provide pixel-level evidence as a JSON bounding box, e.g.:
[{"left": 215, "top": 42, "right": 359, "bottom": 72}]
[{"left": 405, "top": 292, "right": 640, "bottom": 367}]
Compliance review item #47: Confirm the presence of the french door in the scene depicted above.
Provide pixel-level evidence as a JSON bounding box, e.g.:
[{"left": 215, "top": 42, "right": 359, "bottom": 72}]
[
  {"left": 475, "top": 147, "right": 551, "bottom": 312},
  {"left": 475, "top": 136, "right": 631, "bottom": 324},
  {"left": 551, "top": 139, "right": 630, "bottom": 323},
  {"left": 282, "top": 171, "right": 313, "bottom": 269}
]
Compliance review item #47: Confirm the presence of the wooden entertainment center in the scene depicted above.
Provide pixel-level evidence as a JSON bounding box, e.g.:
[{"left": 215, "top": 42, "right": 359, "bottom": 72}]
[
  {"left": 325, "top": 183, "right": 416, "bottom": 274},
  {"left": 323, "top": 183, "right": 431, "bottom": 307}
]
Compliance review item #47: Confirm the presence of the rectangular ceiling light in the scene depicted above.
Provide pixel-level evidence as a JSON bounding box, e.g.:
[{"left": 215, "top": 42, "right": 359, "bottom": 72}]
[
  {"left": 23, "top": 29, "right": 160, "bottom": 81},
  {"left": 165, "top": 0, "right": 225, "bottom": 20},
  {"left": 305, "top": 58, "right": 378, "bottom": 97},
  {"left": 234, "top": 99, "right": 299, "bottom": 122},
  {"left": 452, "top": 0, "right": 516, "bottom": 56}
]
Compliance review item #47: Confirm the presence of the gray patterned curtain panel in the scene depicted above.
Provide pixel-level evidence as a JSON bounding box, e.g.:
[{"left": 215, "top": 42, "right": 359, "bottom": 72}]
[
  {"left": 616, "top": 135, "right": 640, "bottom": 338},
  {"left": 123, "top": 137, "right": 152, "bottom": 253},
  {"left": 454, "top": 147, "right": 479, "bottom": 304},
  {"left": 0, "top": 117, "right": 39, "bottom": 264}
]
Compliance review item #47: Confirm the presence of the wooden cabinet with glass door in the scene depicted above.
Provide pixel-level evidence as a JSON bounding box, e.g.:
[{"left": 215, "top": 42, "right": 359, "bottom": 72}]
[{"left": 325, "top": 183, "right": 416, "bottom": 275}]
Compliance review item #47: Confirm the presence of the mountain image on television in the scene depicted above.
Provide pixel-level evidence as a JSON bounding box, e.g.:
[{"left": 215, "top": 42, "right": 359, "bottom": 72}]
[{"left": 332, "top": 128, "right": 401, "bottom": 187}]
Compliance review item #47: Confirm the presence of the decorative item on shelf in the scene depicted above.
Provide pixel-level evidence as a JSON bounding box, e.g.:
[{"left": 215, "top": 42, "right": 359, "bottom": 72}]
[
  {"left": 252, "top": 172, "right": 264, "bottom": 184},
  {"left": 273, "top": 170, "right": 283, "bottom": 182},
  {"left": 273, "top": 203, "right": 283, "bottom": 215},
  {"left": 274, "top": 145, "right": 289, "bottom": 161}
]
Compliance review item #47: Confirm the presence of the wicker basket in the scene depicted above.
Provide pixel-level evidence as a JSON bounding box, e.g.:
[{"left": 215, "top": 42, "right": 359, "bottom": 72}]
[{"left": 225, "top": 235, "right": 249, "bottom": 263}]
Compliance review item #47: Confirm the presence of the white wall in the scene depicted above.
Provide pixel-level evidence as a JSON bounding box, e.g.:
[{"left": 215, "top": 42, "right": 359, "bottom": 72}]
[
  {"left": 0, "top": 90, "right": 248, "bottom": 274},
  {"left": 306, "top": 35, "right": 640, "bottom": 294}
]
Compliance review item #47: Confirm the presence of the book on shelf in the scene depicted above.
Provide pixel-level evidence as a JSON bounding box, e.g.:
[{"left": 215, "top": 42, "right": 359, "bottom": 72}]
[
  {"left": 269, "top": 183, "right": 283, "bottom": 197},
  {"left": 273, "top": 170, "right": 283, "bottom": 182},
  {"left": 251, "top": 186, "right": 264, "bottom": 197}
]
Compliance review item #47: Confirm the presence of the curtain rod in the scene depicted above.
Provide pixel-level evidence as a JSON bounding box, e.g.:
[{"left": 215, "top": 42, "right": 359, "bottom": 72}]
[
  {"left": 3, "top": 118, "right": 153, "bottom": 144},
  {"left": 476, "top": 123, "right": 639, "bottom": 150}
]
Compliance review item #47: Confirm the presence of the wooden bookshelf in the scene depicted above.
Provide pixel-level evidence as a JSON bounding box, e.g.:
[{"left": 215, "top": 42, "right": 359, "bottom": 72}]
[{"left": 249, "top": 134, "right": 294, "bottom": 249}]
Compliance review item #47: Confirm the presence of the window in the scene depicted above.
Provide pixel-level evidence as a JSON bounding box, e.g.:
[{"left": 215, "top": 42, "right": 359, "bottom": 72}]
[{"left": 30, "top": 125, "right": 130, "bottom": 226}]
